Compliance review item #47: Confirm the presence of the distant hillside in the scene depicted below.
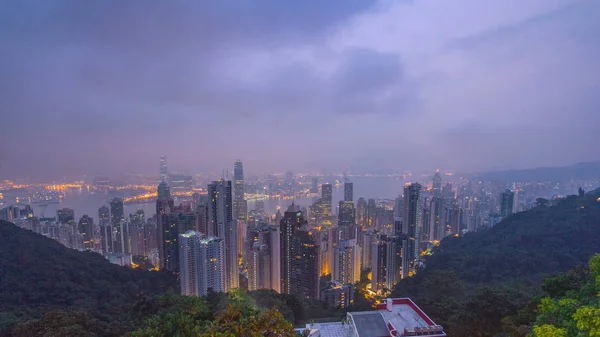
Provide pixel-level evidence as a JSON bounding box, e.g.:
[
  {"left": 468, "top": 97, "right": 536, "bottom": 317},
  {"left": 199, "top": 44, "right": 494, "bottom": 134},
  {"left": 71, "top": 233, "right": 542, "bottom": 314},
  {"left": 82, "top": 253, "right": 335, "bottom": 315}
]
[
  {"left": 0, "top": 220, "right": 177, "bottom": 333},
  {"left": 475, "top": 161, "right": 600, "bottom": 182},
  {"left": 393, "top": 188, "right": 600, "bottom": 336}
]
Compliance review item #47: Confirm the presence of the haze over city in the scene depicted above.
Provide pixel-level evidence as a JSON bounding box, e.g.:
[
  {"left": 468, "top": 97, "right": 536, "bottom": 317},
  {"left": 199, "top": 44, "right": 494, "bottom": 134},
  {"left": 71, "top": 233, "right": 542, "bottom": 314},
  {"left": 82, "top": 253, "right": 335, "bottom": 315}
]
[{"left": 1, "top": 0, "right": 599, "bottom": 180}]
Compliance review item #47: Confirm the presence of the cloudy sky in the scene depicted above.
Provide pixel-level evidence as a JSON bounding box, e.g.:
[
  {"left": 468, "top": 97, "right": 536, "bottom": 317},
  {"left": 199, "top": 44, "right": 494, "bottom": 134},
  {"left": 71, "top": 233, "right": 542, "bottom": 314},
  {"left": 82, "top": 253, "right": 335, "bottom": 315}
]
[{"left": 1, "top": 0, "right": 599, "bottom": 179}]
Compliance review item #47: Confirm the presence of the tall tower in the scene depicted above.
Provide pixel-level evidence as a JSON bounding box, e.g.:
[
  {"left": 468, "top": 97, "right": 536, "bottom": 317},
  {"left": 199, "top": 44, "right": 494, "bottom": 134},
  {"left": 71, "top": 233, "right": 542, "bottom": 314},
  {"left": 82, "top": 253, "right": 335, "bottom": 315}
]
[
  {"left": 429, "top": 196, "right": 446, "bottom": 241},
  {"left": 280, "top": 204, "right": 303, "bottom": 295},
  {"left": 157, "top": 181, "right": 178, "bottom": 272},
  {"left": 344, "top": 180, "right": 353, "bottom": 202},
  {"left": 432, "top": 171, "right": 442, "bottom": 197},
  {"left": 321, "top": 183, "right": 332, "bottom": 226},
  {"left": 98, "top": 206, "right": 112, "bottom": 254},
  {"left": 403, "top": 183, "right": 422, "bottom": 273},
  {"left": 233, "top": 160, "right": 247, "bottom": 222},
  {"left": 179, "top": 231, "right": 225, "bottom": 296},
  {"left": 207, "top": 180, "right": 238, "bottom": 290},
  {"left": 110, "top": 198, "right": 127, "bottom": 253},
  {"left": 78, "top": 215, "right": 94, "bottom": 251},
  {"left": 500, "top": 190, "right": 515, "bottom": 218},
  {"left": 160, "top": 155, "right": 168, "bottom": 182}
]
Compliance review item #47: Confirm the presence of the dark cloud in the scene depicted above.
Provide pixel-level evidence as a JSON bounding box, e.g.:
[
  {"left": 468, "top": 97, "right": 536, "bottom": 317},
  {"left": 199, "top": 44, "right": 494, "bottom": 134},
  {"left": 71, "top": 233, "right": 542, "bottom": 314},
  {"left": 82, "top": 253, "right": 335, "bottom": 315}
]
[{"left": 0, "top": 0, "right": 599, "bottom": 179}]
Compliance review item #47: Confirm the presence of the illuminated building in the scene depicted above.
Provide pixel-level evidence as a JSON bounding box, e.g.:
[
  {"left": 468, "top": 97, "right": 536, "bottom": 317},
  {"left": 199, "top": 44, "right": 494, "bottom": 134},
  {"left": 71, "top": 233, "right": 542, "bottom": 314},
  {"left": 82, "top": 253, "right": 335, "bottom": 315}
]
[
  {"left": 280, "top": 204, "right": 320, "bottom": 299},
  {"left": 344, "top": 180, "right": 353, "bottom": 202},
  {"left": 432, "top": 171, "right": 442, "bottom": 197},
  {"left": 160, "top": 154, "right": 168, "bottom": 181},
  {"left": 429, "top": 196, "right": 446, "bottom": 241},
  {"left": 110, "top": 198, "right": 128, "bottom": 254},
  {"left": 169, "top": 174, "right": 193, "bottom": 194},
  {"left": 320, "top": 183, "right": 332, "bottom": 227},
  {"left": 403, "top": 183, "right": 422, "bottom": 272},
  {"left": 77, "top": 215, "right": 94, "bottom": 251},
  {"left": 98, "top": 206, "right": 112, "bottom": 254},
  {"left": 338, "top": 200, "right": 355, "bottom": 227},
  {"left": 366, "top": 198, "right": 377, "bottom": 228},
  {"left": 320, "top": 281, "right": 353, "bottom": 309},
  {"left": 179, "top": 231, "right": 225, "bottom": 297},
  {"left": 304, "top": 298, "right": 446, "bottom": 337},
  {"left": 371, "top": 235, "right": 404, "bottom": 292},
  {"left": 57, "top": 208, "right": 74, "bottom": 224},
  {"left": 356, "top": 197, "right": 367, "bottom": 228},
  {"left": 207, "top": 180, "right": 238, "bottom": 290},
  {"left": 157, "top": 182, "right": 178, "bottom": 272},
  {"left": 233, "top": 160, "right": 247, "bottom": 221},
  {"left": 332, "top": 239, "right": 361, "bottom": 284}
]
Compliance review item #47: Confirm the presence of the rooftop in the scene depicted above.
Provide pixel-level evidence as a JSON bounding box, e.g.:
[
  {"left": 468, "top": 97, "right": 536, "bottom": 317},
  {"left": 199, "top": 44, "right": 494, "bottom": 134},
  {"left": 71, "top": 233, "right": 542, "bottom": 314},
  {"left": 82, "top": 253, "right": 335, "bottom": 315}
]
[{"left": 304, "top": 298, "right": 446, "bottom": 337}]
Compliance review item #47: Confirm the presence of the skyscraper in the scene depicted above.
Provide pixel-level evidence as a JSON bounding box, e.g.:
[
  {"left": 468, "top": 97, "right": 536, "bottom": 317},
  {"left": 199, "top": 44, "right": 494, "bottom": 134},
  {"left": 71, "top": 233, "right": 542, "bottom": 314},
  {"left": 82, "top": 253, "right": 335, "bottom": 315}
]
[
  {"left": 344, "top": 180, "right": 353, "bottom": 202},
  {"left": 78, "top": 215, "right": 94, "bottom": 251},
  {"left": 429, "top": 196, "right": 446, "bottom": 241},
  {"left": 157, "top": 182, "right": 178, "bottom": 272},
  {"left": 403, "top": 183, "right": 422, "bottom": 272},
  {"left": 110, "top": 198, "right": 128, "bottom": 253},
  {"left": 321, "top": 183, "right": 332, "bottom": 226},
  {"left": 432, "top": 171, "right": 442, "bottom": 197},
  {"left": 160, "top": 154, "right": 168, "bottom": 181},
  {"left": 338, "top": 200, "right": 355, "bottom": 227},
  {"left": 207, "top": 180, "right": 238, "bottom": 290},
  {"left": 332, "top": 239, "right": 361, "bottom": 284},
  {"left": 179, "top": 231, "right": 225, "bottom": 296},
  {"left": 280, "top": 204, "right": 320, "bottom": 299},
  {"left": 371, "top": 235, "right": 404, "bottom": 292},
  {"left": 356, "top": 197, "right": 367, "bottom": 228},
  {"left": 233, "top": 160, "right": 247, "bottom": 222},
  {"left": 98, "top": 206, "right": 112, "bottom": 254},
  {"left": 500, "top": 190, "right": 515, "bottom": 218}
]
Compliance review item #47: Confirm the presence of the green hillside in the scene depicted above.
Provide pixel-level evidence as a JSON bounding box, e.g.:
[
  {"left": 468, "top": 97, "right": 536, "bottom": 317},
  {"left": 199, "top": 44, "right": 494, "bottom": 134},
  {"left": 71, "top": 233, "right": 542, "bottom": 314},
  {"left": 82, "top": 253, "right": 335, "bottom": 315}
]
[{"left": 392, "top": 189, "right": 600, "bottom": 336}]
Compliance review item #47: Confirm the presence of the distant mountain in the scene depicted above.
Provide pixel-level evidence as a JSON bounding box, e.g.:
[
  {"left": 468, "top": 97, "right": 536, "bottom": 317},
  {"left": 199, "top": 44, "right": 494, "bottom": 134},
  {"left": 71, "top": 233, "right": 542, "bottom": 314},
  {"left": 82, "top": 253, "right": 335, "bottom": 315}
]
[
  {"left": 0, "top": 221, "right": 177, "bottom": 333},
  {"left": 393, "top": 188, "right": 600, "bottom": 336},
  {"left": 475, "top": 161, "right": 600, "bottom": 182}
]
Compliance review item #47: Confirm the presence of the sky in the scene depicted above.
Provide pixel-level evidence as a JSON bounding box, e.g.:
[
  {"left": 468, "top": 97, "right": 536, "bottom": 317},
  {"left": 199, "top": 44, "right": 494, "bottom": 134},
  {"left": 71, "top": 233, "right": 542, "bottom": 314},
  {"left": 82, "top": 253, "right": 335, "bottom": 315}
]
[{"left": 1, "top": 0, "right": 599, "bottom": 179}]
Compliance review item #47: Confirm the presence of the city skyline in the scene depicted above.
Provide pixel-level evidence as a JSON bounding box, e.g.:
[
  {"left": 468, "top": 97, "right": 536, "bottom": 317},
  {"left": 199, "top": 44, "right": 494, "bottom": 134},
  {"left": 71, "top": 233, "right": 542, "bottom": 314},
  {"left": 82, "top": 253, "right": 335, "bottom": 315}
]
[{"left": 1, "top": 0, "right": 600, "bottom": 180}]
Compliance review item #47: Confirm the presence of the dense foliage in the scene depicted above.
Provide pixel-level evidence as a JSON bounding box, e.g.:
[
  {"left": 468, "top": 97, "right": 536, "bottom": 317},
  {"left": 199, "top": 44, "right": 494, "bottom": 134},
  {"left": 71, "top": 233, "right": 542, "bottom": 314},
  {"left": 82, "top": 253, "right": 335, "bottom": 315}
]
[
  {"left": 392, "top": 189, "right": 600, "bottom": 336},
  {"left": 0, "top": 220, "right": 177, "bottom": 333},
  {"left": 0, "top": 220, "right": 339, "bottom": 336},
  {"left": 531, "top": 254, "right": 600, "bottom": 336}
]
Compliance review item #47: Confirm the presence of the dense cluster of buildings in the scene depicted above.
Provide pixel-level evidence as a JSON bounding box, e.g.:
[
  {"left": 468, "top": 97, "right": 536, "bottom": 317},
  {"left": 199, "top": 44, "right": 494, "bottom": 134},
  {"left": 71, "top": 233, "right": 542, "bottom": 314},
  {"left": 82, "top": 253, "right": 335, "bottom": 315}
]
[{"left": 4, "top": 156, "right": 578, "bottom": 335}]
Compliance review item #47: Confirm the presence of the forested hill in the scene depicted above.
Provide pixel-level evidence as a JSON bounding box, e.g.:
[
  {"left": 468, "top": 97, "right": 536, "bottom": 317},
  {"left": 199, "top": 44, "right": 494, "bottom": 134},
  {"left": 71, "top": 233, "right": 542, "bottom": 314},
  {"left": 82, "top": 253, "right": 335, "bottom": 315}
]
[
  {"left": 393, "top": 188, "right": 600, "bottom": 336},
  {"left": 0, "top": 220, "right": 177, "bottom": 333}
]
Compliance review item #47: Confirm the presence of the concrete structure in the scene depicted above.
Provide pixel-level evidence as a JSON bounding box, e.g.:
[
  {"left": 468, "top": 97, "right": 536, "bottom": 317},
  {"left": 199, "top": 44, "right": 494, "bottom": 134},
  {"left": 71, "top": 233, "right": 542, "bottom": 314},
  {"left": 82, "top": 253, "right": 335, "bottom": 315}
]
[{"left": 303, "top": 298, "right": 446, "bottom": 337}]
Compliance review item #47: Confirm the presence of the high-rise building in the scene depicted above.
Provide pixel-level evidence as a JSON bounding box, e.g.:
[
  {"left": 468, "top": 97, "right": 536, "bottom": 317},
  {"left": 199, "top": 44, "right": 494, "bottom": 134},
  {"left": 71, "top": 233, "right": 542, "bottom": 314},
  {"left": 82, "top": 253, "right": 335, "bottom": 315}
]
[
  {"left": 332, "top": 239, "right": 361, "bottom": 284},
  {"left": 207, "top": 180, "right": 238, "bottom": 290},
  {"left": 432, "top": 171, "right": 442, "bottom": 197},
  {"left": 429, "top": 196, "right": 446, "bottom": 242},
  {"left": 98, "top": 206, "right": 112, "bottom": 254},
  {"left": 371, "top": 235, "right": 404, "bottom": 292},
  {"left": 393, "top": 195, "right": 403, "bottom": 236},
  {"left": 179, "top": 231, "right": 225, "bottom": 296},
  {"left": 338, "top": 200, "right": 355, "bottom": 227},
  {"left": 280, "top": 204, "right": 320, "bottom": 299},
  {"left": 344, "top": 180, "right": 353, "bottom": 202},
  {"left": 78, "top": 215, "right": 94, "bottom": 251},
  {"left": 403, "top": 183, "right": 422, "bottom": 272},
  {"left": 320, "top": 281, "right": 354, "bottom": 309},
  {"left": 57, "top": 208, "right": 75, "bottom": 224},
  {"left": 169, "top": 174, "right": 194, "bottom": 194},
  {"left": 500, "top": 190, "right": 515, "bottom": 218},
  {"left": 233, "top": 160, "right": 247, "bottom": 222},
  {"left": 160, "top": 154, "right": 168, "bottom": 181},
  {"left": 321, "top": 183, "right": 332, "bottom": 226},
  {"left": 110, "top": 198, "right": 128, "bottom": 253},
  {"left": 156, "top": 182, "right": 179, "bottom": 272},
  {"left": 366, "top": 198, "right": 377, "bottom": 228},
  {"left": 356, "top": 198, "right": 367, "bottom": 228}
]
